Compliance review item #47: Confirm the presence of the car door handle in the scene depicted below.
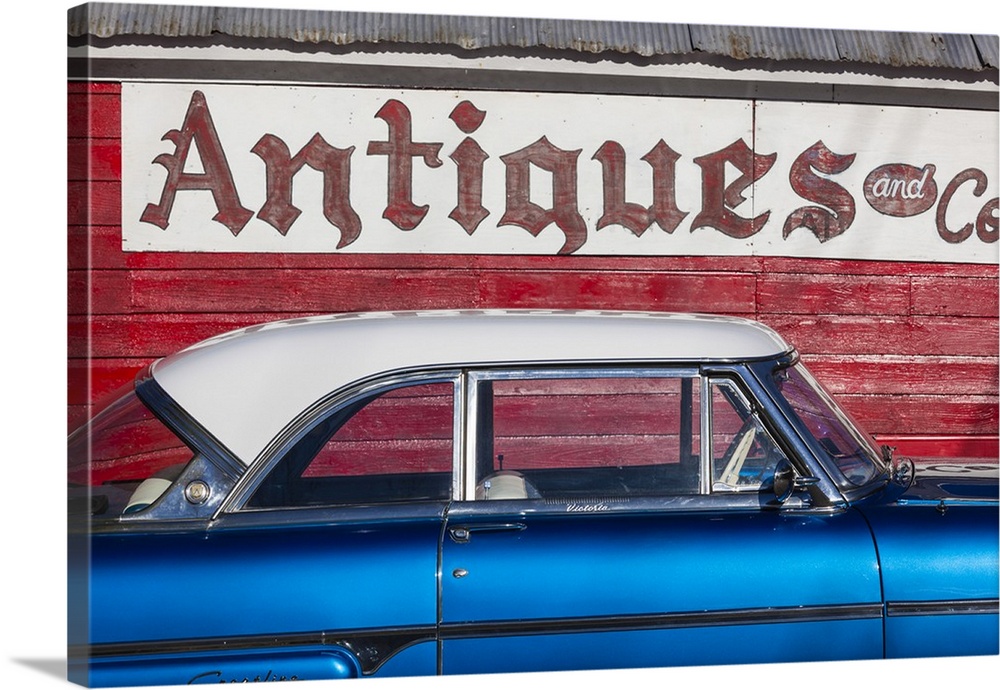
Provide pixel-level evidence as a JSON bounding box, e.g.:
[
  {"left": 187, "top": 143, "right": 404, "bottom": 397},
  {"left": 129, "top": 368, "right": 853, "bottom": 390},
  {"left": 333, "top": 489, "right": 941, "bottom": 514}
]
[{"left": 448, "top": 523, "right": 526, "bottom": 543}]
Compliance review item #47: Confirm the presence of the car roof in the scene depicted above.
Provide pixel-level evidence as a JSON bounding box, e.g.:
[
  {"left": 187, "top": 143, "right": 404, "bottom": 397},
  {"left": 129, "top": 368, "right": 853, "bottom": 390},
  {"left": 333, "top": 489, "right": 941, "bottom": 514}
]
[{"left": 150, "top": 310, "right": 792, "bottom": 464}]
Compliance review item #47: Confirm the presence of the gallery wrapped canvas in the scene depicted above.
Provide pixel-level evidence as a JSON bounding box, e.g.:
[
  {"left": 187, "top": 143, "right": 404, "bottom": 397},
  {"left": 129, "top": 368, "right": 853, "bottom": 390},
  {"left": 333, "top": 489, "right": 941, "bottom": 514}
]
[{"left": 66, "top": 3, "right": 998, "bottom": 688}]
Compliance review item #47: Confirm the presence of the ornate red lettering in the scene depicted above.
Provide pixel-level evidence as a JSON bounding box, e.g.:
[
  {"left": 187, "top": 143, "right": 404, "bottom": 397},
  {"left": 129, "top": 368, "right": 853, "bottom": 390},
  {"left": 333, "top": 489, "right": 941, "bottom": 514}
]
[
  {"left": 691, "top": 139, "right": 775, "bottom": 239},
  {"left": 367, "top": 99, "right": 443, "bottom": 231},
  {"left": 784, "top": 141, "right": 857, "bottom": 242},
  {"left": 251, "top": 133, "right": 361, "bottom": 248},
  {"left": 140, "top": 90, "right": 253, "bottom": 235},
  {"left": 592, "top": 140, "right": 687, "bottom": 236},
  {"left": 976, "top": 198, "right": 999, "bottom": 243},
  {"left": 448, "top": 101, "right": 490, "bottom": 234},
  {"left": 937, "top": 168, "right": 989, "bottom": 244},
  {"left": 499, "top": 137, "right": 587, "bottom": 254}
]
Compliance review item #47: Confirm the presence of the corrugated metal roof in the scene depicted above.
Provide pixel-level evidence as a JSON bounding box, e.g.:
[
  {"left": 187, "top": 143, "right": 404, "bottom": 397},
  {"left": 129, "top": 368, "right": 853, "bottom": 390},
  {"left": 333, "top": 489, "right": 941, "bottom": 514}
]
[
  {"left": 68, "top": 3, "right": 998, "bottom": 71},
  {"left": 974, "top": 34, "right": 999, "bottom": 68}
]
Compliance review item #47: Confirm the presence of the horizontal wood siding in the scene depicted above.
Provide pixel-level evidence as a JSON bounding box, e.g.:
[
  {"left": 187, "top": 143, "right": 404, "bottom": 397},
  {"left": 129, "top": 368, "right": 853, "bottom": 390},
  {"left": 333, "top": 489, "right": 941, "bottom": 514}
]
[{"left": 68, "top": 83, "right": 998, "bottom": 457}]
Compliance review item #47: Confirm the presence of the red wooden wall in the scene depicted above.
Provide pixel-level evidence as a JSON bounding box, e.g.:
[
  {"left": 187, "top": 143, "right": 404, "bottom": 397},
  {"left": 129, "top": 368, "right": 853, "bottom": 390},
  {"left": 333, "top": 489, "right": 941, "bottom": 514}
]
[{"left": 68, "top": 82, "right": 999, "bottom": 458}]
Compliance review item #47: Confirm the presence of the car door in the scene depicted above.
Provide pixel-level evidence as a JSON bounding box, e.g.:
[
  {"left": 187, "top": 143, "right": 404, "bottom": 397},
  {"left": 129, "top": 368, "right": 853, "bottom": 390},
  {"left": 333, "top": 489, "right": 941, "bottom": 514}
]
[
  {"left": 87, "top": 375, "right": 458, "bottom": 685},
  {"left": 439, "top": 369, "right": 884, "bottom": 674}
]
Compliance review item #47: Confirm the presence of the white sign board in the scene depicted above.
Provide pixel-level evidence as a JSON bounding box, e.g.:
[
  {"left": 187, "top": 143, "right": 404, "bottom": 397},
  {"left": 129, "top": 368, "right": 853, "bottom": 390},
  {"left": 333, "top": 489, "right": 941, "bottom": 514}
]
[{"left": 122, "top": 83, "right": 999, "bottom": 262}]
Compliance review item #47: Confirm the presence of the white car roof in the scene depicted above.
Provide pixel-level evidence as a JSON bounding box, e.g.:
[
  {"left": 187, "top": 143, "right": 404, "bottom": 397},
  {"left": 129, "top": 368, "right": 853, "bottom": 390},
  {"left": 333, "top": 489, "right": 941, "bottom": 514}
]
[{"left": 150, "top": 310, "right": 792, "bottom": 464}]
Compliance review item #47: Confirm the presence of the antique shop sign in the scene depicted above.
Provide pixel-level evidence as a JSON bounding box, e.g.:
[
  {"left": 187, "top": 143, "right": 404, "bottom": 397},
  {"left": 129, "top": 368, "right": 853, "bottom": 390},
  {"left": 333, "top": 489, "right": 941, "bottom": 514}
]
[{"left": 122, "top": 83, "right": 999, "bottom": 263}]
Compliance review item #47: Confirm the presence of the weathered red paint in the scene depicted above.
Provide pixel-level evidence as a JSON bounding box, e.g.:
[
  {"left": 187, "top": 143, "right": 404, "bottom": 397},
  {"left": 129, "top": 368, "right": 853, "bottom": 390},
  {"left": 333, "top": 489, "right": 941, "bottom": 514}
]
[
  {"left": 864, "top": 163, "right": 937, "bottom": 217},
  {"left": 784, "top": 141, "right": 857, "bottom": 241},
  {"left": 139, "top": 90, "right": 253, "bottom": 235},
  {"left": 691, "top": 139, "right": 776, "bottom": 239}
]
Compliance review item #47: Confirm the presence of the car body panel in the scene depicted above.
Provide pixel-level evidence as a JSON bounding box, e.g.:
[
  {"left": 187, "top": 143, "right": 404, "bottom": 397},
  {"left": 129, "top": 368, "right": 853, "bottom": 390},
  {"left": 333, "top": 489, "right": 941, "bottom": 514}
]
[
  {"left": 856, "top": 466, "right": 1000, "bottom": 659},
  {"left": 91, "top": 508, "right": 443, "bottom": 685},
  {"left": 439, "top": 506, "right": 884, "bottom": 672}
]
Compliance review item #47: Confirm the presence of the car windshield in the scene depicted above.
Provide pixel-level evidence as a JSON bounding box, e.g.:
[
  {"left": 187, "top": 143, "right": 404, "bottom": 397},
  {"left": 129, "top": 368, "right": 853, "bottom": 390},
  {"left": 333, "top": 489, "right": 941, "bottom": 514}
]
[
  {"left": 773, "top": 363, "right": 885, "bottom": 488},
  {"left": 68, "top": 386, "right": 195, "bottom": 519}
]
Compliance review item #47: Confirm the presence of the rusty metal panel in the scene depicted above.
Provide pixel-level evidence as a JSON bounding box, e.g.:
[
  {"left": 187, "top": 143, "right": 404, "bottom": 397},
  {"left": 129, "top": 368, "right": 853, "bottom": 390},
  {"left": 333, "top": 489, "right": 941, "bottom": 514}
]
[
  {"left": 835, "top": 30, "right": 984, "bottom": 69},
  {"left": 68, "top": 3, "right": 996, "bottom": 71},
  {"left": 689, "top": 24, "right": 840, "bottom": 62},
  {"left": 68, "top": 4, "right": 693, "bottom": 55},
  {"left": 68, "top": 3, "right": 219, "bottom": 38}
]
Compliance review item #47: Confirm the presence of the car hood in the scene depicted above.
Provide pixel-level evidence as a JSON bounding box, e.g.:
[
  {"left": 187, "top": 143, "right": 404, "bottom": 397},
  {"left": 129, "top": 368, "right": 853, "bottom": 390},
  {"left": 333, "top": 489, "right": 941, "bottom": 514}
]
[{"left": 897, "top": 459, "right": 998, "bottom": 504}]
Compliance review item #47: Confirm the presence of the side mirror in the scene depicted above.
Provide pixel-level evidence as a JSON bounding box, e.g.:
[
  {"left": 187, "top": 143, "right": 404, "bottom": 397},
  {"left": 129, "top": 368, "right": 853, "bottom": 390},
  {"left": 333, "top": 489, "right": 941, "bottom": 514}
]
[{"left": 772, "top": 458, "right": 820, "bottom": 505}]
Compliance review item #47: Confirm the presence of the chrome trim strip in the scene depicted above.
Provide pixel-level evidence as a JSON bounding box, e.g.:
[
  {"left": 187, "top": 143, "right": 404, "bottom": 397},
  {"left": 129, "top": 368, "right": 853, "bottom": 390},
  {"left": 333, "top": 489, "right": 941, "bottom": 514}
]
[
  {"left": 83, "top": 602, "right": 882, "bottom": 672},
  {"left": 886, "top": 599, "right": 1000, "bottom": 617},
  {"left": 439, "top": 603, "right": 884, "bottom": 637},
  {"left": 81, "top": 627, "right": 437, "bottom": 677}
]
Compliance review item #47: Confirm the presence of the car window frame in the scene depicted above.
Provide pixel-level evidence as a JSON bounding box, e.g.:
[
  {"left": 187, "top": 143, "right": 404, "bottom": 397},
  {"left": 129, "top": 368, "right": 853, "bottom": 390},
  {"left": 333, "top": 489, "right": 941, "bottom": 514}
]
[
  {"left": 224, "top": 369, "right": 464, "bottom": 515},
  {"left": 459, "top": 365, "right": 748, "bottom": 506}
]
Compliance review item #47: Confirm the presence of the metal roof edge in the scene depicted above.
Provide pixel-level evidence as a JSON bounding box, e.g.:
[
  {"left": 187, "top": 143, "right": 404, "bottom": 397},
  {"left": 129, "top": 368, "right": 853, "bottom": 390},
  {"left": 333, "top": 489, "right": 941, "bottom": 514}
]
[{"left": 67, "top": 3, "right": 1000, "bottom": 73}]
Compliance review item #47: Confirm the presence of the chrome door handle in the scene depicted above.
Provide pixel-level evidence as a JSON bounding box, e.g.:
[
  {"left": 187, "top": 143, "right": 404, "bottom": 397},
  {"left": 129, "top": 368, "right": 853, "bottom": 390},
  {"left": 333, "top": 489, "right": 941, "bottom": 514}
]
[{"left": 448, "top": 523, "right": 526, "bottom": 543}]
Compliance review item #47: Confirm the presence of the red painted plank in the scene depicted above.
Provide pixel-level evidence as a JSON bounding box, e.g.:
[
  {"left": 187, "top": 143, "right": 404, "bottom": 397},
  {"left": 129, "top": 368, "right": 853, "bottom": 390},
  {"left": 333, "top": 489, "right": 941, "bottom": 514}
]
[
  {"left": 67, "top": 358, "right": 148, "bottom": 405},
  {"left": 763, "top": 315, "right": 999, "bottom": 357},
  {"left": 124, "top": 268, "right": 482, "bottom": 313},
  {"left": 876, "top": 435, "right": 999, "bottom": 459},
  {"left": 68, "top": 139, "right": 122, "bottom": 182},
  {"left": 85, "top": 266, "right": 761, "bottom": 316},
  {"left": 804, "top": 355, "right": 999, "bottom": 396},
  {"left": 760, "top": 256, "right": 999, "bottom": 279},
  {"left": 839, "top": 394, "right": 998, "bottom": 436},
  {"left": 67, "top": 90, "right": 121, "bottom": 139},
  {"left": 487, "top": 436, "right": 681, "bottom": 469},
  {"left": 477, "top": 270, "right": 756, "bottom": 313},
  {"left": 304, "top": 440, "right": 453, "bottom": 477},
  {"left": 68, "top": 82, "right": 121, "bottom": 94},
  {"left": 757, "top": 274, "right": 910, "bottom": 316},
  {"left": 69, "top": 270, "right": 133, "bottom": 316},
  {"left": 68, "top": 181, "right": 120, "bottom": 227},
  {"left": 69, "top": 313, "right": 308, "bottom": 358},
  {"left": 911, "top": 276, "right": 999, "bottom": 317}
]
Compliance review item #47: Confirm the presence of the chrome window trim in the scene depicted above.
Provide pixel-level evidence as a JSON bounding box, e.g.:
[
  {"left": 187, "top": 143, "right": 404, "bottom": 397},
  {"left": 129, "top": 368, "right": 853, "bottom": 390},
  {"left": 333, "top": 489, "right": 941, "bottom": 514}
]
[
  {"left": 699, "top": 375, "right": 712, "bottom": 496},
  {"left": 445, "top": 491, "right": 810, "bottom": 516},
  {"left": 220, "top": 369, "right": 463, "bottom": 516},
  {"left": 706, "top": 376, "right": 780, "bottom": 495},
  {"left": 135, "top": 374, "right": 244, "bottom": 480},
  {"left": 453, "top": 372, "right": 469, "bottom": 502},
  {"left": 466, "top": 366, "right": 700, "bottom": 381},
  {"left": 462, "top": 365, "right": 701, "bottom": 502},
  {"left": 461, "top": 371, "right": 479, "bottom": 502},
  {"left": 83, "top": 600, "right": 883, "bottom": 675}
]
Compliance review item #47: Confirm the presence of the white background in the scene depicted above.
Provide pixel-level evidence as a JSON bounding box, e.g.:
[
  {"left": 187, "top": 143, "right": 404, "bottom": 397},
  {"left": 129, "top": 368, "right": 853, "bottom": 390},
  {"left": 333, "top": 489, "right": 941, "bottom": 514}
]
[{"left": 4, "top": 2, "right": 998, "bottom": 690}]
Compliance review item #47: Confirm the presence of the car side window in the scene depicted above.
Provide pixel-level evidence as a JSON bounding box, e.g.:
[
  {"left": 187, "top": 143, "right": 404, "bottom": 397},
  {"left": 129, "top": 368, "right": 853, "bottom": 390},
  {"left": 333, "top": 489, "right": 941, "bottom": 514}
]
[
  {"left": 710, "top": 379, "right": 787, "bottom": 492},
  {"left": 473, "top": 374, "right": 702, "bottom": 501},
  {"left": 248, "top": 380, "right": 455, "bottom": 508}
]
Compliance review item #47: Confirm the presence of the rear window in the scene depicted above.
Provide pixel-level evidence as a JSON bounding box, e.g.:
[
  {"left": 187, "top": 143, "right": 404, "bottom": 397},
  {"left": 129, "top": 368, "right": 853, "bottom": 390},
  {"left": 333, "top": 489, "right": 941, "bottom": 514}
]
[{"left": 68, "top": 387, "right": 195, "bottom": 518}]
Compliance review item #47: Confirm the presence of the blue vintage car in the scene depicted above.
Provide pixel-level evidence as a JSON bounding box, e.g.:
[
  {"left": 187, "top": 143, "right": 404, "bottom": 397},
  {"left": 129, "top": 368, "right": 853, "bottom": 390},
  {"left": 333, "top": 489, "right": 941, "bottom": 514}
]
[{"left": 68, "top": 311, "right": 999, "bottom": 686}]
